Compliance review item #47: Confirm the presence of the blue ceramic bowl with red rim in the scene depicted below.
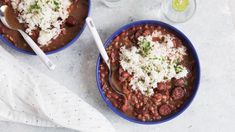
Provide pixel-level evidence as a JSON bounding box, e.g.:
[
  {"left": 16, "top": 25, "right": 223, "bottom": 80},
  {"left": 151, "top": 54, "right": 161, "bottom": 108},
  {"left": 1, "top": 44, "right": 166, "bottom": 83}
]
[
  {"left": 0, "top": 0, "right": 91, "bottom": 55},
  {"left": 96, "top": 20, "right": 200, "bottom": 124}
]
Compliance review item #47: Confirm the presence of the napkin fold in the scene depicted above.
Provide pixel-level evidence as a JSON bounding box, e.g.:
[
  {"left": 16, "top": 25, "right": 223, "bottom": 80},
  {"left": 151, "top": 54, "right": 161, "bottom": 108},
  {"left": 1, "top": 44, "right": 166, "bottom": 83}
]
[{"left": 0, "top": 46, "right": 115, "bottom": 132}]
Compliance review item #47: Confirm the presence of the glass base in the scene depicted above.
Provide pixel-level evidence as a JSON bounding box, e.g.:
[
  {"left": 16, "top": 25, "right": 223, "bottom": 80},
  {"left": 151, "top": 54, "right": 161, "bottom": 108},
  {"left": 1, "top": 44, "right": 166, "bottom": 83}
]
[
  {"left": 103, "top": 0, "right": 122, "bottom": 8},
  {"left": 162, "top": 0, "right": 197, "bottom": 23}
]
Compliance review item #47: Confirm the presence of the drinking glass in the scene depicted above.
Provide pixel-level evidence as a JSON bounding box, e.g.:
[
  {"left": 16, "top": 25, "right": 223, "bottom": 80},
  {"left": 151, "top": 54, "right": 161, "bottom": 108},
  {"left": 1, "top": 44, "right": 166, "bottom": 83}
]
[
  {"left": 102, "top": 0, "right": 123, "bottom": 7},
  {"left": 161, "top": 0, "right": 196, "bottom": 23}
]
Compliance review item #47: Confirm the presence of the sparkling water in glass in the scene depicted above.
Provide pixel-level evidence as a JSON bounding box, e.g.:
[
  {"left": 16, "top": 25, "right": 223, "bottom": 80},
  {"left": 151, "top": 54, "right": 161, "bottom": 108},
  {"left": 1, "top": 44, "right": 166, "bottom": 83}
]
[
  {"left": 103, "top": 0, "right": 122, "bottom": 7},
  {"left": 162, "top": 0, "right": 196, "bottom": 23}
]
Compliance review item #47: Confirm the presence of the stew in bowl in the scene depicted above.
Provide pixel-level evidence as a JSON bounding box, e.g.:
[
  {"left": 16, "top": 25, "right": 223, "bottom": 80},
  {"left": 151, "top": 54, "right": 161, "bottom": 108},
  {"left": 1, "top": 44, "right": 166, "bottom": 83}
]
[
  {"left": 96, "top": 20, "right": 200, "bottom": 124},
  {"left": 0, "top": 0, "right": 90, "bottom": 54}
]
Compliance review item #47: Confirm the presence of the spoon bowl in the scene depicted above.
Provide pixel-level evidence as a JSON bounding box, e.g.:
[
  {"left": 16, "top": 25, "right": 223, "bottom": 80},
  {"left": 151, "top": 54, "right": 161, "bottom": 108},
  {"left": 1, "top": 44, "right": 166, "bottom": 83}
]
[
  {"left": 108, "top": 66, "right": 125, "bottom": 96},
  {"left": 0, "top": 6, "right": 12, "bottom": 29}
]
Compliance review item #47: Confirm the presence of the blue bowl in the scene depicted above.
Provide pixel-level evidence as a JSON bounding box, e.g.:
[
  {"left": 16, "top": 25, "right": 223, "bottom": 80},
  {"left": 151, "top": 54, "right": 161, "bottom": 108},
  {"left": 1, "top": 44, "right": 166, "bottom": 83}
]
[
  {"left": 0, "top": 0, "right": 91, "bottom": 55},
  {"left": 96, "top": 20, "right": 200, "bottom": 124}
]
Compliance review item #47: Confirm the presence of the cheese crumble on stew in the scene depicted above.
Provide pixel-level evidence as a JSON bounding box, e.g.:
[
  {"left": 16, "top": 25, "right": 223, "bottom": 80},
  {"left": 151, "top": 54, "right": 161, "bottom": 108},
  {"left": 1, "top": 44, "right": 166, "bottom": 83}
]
[
  {"left": 10, "top": 0, "right": 71, "bottom": 45},
  {"left": 120, "top": 31, "right": 188, "bottom": 96}
]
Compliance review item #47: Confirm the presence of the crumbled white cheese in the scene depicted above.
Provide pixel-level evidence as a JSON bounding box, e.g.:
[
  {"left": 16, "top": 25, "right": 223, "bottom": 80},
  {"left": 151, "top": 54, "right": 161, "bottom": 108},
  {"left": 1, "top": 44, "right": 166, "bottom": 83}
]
[
  {"left": 11, "top": 0, "right": 71, "bottom": 45},
  {"left": 120, "top": 31, "right": 188, "bottom": 96}
]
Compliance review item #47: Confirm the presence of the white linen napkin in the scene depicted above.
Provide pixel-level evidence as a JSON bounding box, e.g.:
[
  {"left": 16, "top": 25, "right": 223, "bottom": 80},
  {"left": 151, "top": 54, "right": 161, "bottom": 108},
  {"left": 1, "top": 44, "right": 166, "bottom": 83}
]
[{"left": 0, "top": 46, "right": 115, "bottom": 132}]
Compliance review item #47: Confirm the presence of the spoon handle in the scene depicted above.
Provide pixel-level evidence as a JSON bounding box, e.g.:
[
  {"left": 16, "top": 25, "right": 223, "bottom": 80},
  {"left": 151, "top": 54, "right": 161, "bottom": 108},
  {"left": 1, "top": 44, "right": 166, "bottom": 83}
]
[
  {"left": 86, "top": 17, "right": 110, "bottom": 69},
  {"left": 18, "top": 30, "right": 56, "bottom": 70}
]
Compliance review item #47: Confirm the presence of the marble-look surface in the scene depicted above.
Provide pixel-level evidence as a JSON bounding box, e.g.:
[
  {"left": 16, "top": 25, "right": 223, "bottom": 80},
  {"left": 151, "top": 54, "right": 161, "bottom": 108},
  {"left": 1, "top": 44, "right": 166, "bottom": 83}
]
[{"left": 1, "top": 0, "right": 235, "bottom": 131}]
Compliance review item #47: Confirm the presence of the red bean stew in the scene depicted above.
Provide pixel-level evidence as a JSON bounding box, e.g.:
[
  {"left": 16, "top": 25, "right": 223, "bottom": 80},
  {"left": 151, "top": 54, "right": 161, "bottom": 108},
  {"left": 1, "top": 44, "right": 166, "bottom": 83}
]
[
  {"left": 0, "top": 0, "right": 89, "bottom": 53},
  {"left": 99, "top": 24, "right": 196, "bottom": 121}
]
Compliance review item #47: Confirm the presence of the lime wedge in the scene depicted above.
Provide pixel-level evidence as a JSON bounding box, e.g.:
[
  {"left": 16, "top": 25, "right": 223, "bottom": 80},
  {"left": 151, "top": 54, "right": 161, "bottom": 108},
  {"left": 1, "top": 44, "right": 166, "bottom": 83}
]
[{"left": 172, "top": 0, "right": 189, "bottom": 12}]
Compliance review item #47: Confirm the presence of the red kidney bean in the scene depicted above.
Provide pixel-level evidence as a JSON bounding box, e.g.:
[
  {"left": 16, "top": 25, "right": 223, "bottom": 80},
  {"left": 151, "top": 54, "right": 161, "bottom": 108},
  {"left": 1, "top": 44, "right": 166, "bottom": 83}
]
[
  {"left": 121, "top": 32, "right": 126, "bottom": 36},
  {"left": 106, "top": 92, "right": 111, "bottom": 98},
  {"left": 137, "top": 26, "right": 143, "bottom": 30},
  {"left": 152, "top": 37, "right": 161, "bottom": 42},
  {"left": 122, "top": 87, "right": 130, "bottom": 95},
  {"left": 0, "top": 26, "right": 6, "bottom": 34},
  {"left": 61, "top": 28, "right": 67, "bottom": 35},
  {"left": 137, "top": 114, "right": 143, "bottom": 120},
  {"left": 143, "top": 97, "right": 148, "bottom": 104},
  {"left": 121, "top": 104, "right": 128, "bottom": 112},
  {"left": 166, "top": 81, "right": 172, "bottom": 89},
  {"left": 143, "top": 30, "right": 151, "bottom": 36},
  {"left": 110, "top": 50, "right": 116, "bottom": 59},
  {"left": 172, "top": 38, "right": 182, "bottom": 48},
  {"left": 159, "top": 104, "right": 172, "bottom": 116},
  {"left": 1, "top": 0, "right": 9, "bottom": 4},
  {"left": 169, "top": 104, "right": 177, "bottom": 111},
  {"left": 172, "top": 87, "right": 185, "bottom": 100},
  {"left": 154, "top": 93, "right": 163, "bottom": 102},
  {"left": 100, "top": 65, "right": 105, "bottom": 70},
  {"left": 127, "top": 93, "right": 132, "bottom": 100},
  {"left": 157, "top": 82, "right": 166, "bottom": 91},
  {"left": 143, "top": 113, "right": 150, "bottom": 120},
  {"left": 149, "top": 106, "right": 155, "bottom": 114},
  {"left": 66, "top": 16, "right": 77, "bottom": 26},
  {"left": 114, "top": 36, "right": 120, "bottom": 42},
  {"left": 173, "top": 78, "right": 185, "bottom": 87},
  {"left": 144, "top": 25, "right": 149, "bottom": 29},
  {"left": 129, "top": 34, "right": 135, "bottom": 41},
  {"left": 151, "top": 98, "right": 158, "bottom": 105},
  {"left": 73, "top": 0, "right": 80, "bottom": 3},
  {"left": 127, "top": 76, "right": 132, "bottom": 82},
  {"left": 135, "top": 103, "right": 140, "bottom": 109},
  {"left": 132, "top": 95, "right": 138, "bottom": 104},
  {"left": 111, "top": 93, "right": 119, "bottom": 99},
  {"left": 121, "top": 96, "right": 129, "bottom": 112},
  {"left": 162, "top": 94, "right": 170, "bottom": 102},
  {"left": 150, "top": 25, "right": 155, "bottom": 30},
  {"left": 114, "top": 42, "right": 120, "bottom": 48},
  {"left": 135, "top": 30, "right": 143, "bottom": 38},
  {"left": 121, "top": 71, "right": 129, "bottom": 78},
  {"left": 110, "top": 98, "right": 118, "bottom": 108},
  {"left": 133, "top": 112, "right": 138, "bottom": 116},
  {"left": 119, "top": 67, "right": 124, "bottom": 74},
  {"left": 100, "top": 72, "right": 106, "bottom": 78}
]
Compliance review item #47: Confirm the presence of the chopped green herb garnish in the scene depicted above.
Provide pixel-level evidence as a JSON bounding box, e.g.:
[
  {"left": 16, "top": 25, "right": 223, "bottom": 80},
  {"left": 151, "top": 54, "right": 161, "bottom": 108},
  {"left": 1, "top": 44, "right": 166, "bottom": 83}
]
[
  {"left": 173, "top": 59, "right": 180, "bottom": 65},
  {"left": 138, "top": 39, "right": 152, "bottom": 57},
  {"left": 53, "top": 0, "right": 60, "bottom": 11},
  {"left": 152, "top": 56, "right": 165, "bottom": 61},
  {"left": 141, "top": 65, "right": 152, "bottom": 74},
  {"left": 29, "top": 0, "right": 41, "bottom": 13},
  {"left": 146, "top": 88, "right": 152, "bottom": 96},
  {"left": 138, "top": 78, "right": 145, "bottom": 83},
  {"left": 175, "top": 65, "right": 183, "bottom": 73},
  {"left": 152, "top": 57, "right": 161, "bottom": 60}
]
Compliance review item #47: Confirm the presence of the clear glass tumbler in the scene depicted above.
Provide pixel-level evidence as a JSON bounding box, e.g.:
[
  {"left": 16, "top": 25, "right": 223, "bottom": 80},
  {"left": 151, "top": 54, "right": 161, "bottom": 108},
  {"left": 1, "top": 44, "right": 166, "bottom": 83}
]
[
  {"left": 102, "top": 0, "right": 122, "bottom": 7},
  {"left": 161, "top": 0, "right": 197, "bottom": 23}
]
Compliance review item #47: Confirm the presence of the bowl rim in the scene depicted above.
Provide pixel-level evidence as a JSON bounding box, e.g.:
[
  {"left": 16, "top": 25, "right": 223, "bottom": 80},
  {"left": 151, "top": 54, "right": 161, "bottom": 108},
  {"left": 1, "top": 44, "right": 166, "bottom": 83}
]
[
  {"left": 0, "top": 0, "right": 91, "bottom": 55},
  {"left": 96, "top": 20, "right": 201, "bottom": 125}
]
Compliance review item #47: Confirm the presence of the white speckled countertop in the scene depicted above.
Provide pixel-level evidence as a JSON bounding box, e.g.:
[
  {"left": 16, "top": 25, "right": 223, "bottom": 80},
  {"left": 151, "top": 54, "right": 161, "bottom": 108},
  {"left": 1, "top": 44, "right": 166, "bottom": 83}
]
[{"left": 1, "top": 0, "right": 235, "bottom": 131}]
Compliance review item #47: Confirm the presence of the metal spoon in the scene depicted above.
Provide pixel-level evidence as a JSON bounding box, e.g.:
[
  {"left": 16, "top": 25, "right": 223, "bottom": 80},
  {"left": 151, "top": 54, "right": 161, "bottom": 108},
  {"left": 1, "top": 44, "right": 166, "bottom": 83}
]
[
  {"left": 86, "top": 17, "right": 125, "bottom": 97},
  {"left": 0, "top": 5, "right": 56, "bottom": 70}
]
